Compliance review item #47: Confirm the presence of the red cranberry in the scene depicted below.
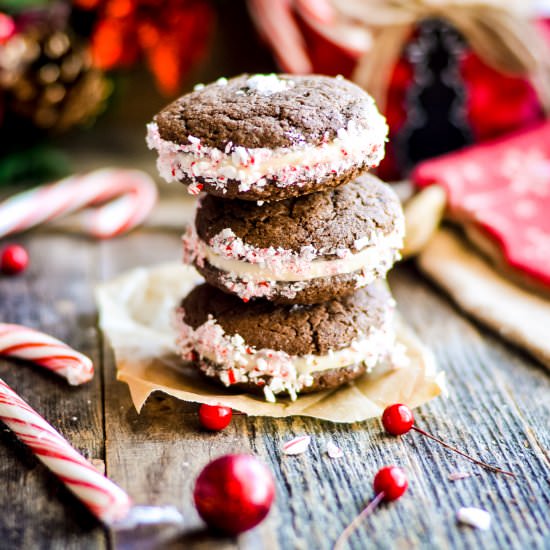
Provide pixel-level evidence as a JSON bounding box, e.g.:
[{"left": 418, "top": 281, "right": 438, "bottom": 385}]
[
  {"left": 373, "top": 466, "right": 409, "bottom": 501},
  {"left": 193, "top": 454, "right": 275, "bottom": 534},
  {"left": 0, "top": 244, "right": 29, "bottom": 275},
  {"left": 199, "top": 404, "right": 232, "bottom": 431}
]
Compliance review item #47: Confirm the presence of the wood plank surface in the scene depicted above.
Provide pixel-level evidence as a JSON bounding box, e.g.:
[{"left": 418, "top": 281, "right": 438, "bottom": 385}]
[
  {"left": 1, "top": 228, "right": 549, "bottom": 550},
  {"left": 0, "top": 233, "right": 106, "bottom": 550}
]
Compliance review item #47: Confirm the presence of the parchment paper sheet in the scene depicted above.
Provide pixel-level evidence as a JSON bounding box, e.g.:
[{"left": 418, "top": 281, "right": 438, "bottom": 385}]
[
  {"left": 96, "top": 263, "right": 445, "bottom": 423},
  {"left": 418, "top": 229, "right": 550, "bottom": 370}
]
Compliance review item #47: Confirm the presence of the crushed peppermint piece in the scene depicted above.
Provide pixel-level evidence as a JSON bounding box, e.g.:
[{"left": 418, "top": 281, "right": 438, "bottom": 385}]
[
  {"left": 246, "top": 74, "right": 291, "bottom": 95},
  {"left": 193, "top": 83, "right": 205, "bottom": 91},
  {"left": 216, "top": 77, "right": 228, "bottom": 85},
  {"left": 457, "top": 507, "right": 491, "bottom": 530},
  {"left": 354, "top": 236, "right": 372, "bottom": 250},
  {"left": 263, "top": 386, "right": 276, "bottom": 403},
  {"left": 282, "top": 435, "right": 311, "bottom": 455},
  {"left": 326, "top": 441, "right": 343, "bottom": 459},
  {"left": 448, "top": 471, "right": 472, "bottom": 481}
]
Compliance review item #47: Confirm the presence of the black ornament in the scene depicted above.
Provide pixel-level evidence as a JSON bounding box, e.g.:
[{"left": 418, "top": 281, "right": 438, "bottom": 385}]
[{"left": 396, "top": 18, "right": 473, "bottom": 173}]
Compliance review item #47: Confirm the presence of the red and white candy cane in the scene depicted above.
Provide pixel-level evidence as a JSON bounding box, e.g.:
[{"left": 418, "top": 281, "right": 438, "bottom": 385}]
[
  {"left": 0, "top": 323, "right": 93, "bottom": 385},
  {"left": 0, "top": 378, "right": 132, "bottom": 525},
  {"left": 0, "top": 324, "right": 183, "bottom": 528},
  {"left": 0, "top": 168, "right": 158, "bottom": 239}
]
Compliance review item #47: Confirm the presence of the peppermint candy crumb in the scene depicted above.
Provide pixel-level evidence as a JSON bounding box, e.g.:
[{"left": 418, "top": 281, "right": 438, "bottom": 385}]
[
  {"left": 457, "top": 507, "right": 491, "bottom": 530},
  {"left": 282, "top": 435, "right": 311, "bottom": 455},
  {"left": 326, "top": 441, "right": 343, "bottom": 459},
  {"left": 448, "top": 471, "right": 472, "bottom": 481}
]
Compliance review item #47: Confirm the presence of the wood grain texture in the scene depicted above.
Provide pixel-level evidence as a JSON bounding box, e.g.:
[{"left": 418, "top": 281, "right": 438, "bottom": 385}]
[
  {"left": 0, "top": 233, "right": 106, "bottom": 549},
  {"left": 1, "top": 229, "right": 549, "bottom": 550}
]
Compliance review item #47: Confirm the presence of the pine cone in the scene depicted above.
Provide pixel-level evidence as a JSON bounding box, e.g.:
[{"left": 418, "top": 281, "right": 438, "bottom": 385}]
[{"left": 0, "top": 25, "right": 110, "bottom": 133}]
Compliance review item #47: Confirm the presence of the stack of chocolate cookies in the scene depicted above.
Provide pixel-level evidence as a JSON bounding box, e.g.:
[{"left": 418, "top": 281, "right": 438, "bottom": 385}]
[{"left": 147, "top": 74, "right": 405, "bottom": 402}]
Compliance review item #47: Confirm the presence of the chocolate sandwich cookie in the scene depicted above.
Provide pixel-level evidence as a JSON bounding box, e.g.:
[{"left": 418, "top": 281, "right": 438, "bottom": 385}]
[
  {"left": 147, "top": 73, "right": 388, "bottom": 201},
  {"left": 176, "top": 282, "right": 396, "bottom": 401},
  {"left": 183, "top": 174, "right": 404, "bottom": 304}
]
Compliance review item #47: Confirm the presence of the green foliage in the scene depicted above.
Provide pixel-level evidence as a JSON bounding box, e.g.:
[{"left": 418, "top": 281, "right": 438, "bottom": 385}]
[
  {"left": 0, "top": 0, "right": 51, "bottom": 12},
  {"left": 0, "top": 145, "right": 70, "bottom": 186}
]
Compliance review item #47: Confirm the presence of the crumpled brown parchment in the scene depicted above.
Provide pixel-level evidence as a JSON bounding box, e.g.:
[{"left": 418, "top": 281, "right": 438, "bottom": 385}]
[{"left": 95, "top": 263, "right": 446, "bottom": 423}]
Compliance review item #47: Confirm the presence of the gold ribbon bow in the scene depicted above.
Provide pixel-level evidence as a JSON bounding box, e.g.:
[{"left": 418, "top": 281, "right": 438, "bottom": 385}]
[{"left": 347, "top": 0, "right": 550, "bottom": 113}]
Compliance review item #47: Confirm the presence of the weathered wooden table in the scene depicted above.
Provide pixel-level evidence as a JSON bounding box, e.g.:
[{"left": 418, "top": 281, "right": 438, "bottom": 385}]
[{"left": 1, "top": 220, "right": 549, "bottom": 550}]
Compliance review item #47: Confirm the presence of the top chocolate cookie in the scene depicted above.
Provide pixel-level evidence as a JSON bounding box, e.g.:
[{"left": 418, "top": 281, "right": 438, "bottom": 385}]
[{"left": 147, "top": 73, "right": 387, "bottom": 201}]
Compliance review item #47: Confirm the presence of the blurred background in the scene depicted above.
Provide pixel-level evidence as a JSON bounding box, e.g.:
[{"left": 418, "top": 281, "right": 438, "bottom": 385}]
[{"left": 1, "top": 0, "right": 549, "bottom": 187}]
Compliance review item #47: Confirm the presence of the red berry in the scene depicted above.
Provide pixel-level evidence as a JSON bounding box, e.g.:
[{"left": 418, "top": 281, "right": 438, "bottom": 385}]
[
  {"left": 382, "top": 403, "right": 414, "bottom": 435},
  {"left": 373, "top": 466, "right": 408, "bottom": 501},
  {"left": 0, "top": 245, "right": 29, "bottom": 275},
  {"left": 199, "top": 404, "right": 232, "bottom": 431},
  {"left": 381, "top": 404, "right": 515, "bottom": 477},
  {"left": 193, "top": 454, "right": 275, "bottom": 534}
]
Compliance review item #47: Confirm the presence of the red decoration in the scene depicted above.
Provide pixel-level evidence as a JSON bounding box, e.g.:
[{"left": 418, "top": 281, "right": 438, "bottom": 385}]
[
  {"left": 381, "top": 404, "right": 515, "bottom": 476},
  {"left": 460, "top": 51, "right": 543, "bottom": 142},
  {"left": 193, "top": 454, "right": 275, "bottom": 534},
  {"left": 0, "top": 13, "right": 15, "bottom": 44},
  {"left": 413, "top": 121, "right": 550, "bottom": 292},
  {"left": 334, "top": 465, "right": 408, "bottom": 549},
  {"left": 0, "top": 244, "right": 29, "bottom": 275},
  {"left": 381, "top": 403, "right": 414, "bottom": 436},
  {"left": 74, "top": 0, "right": 215, "bottom": 95},
  {"left": 373, "top": 466, "right": 409, "bottom": 502},
  {"left": 198, "top": 404, "right": 233, "bottom": 431}
]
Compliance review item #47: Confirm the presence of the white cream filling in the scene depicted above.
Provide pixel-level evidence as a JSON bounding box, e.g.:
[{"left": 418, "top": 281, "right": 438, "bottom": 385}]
[
  {"left": 199, "top": 327, "right": 394, "bottom": 377},
  {"left": 175, "top": 303, "right": 396, "bottom": 401},
  {"left": 203, "top": 230, "right": 403, "bottom": 282}
]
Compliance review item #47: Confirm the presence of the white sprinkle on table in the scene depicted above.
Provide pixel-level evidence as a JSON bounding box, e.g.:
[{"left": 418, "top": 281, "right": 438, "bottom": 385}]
[
  {"left": 457, "top": 507, "right": 491, "bottom": 530},
  {"left": 448, "top": 471, "right": 472, "bottom": 481},
  {"left": 326, "top": 441, "right": 343, "bottom": 459}
]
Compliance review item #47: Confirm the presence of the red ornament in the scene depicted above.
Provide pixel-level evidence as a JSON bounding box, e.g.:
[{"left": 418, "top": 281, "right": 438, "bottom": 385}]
[
  {"left": 373, "top": 466, "right": 408, "bottom": 501},
  {"left": 334, "top": 465, "right": 408, "bottom": 549},
  {"left": 0, "top": 13, "right": 15, "bottom": 44},
  {"left": 75, "top": 0, "right": 215, "bottom": 95},
  {"left": 381, "top": 403, "right": 414, "bottom": 436},
  {"left": 193, "top": 454, "right": 275, "bottom": 535},
  {"left": 0, "top": 245, "right": 29, "bottom": 275},
  {"left": 381, "top": 404, "right": 515, "bottom": 477},
  {"left": 199, "top": 404, "right": 232, "bottom": 431}
]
